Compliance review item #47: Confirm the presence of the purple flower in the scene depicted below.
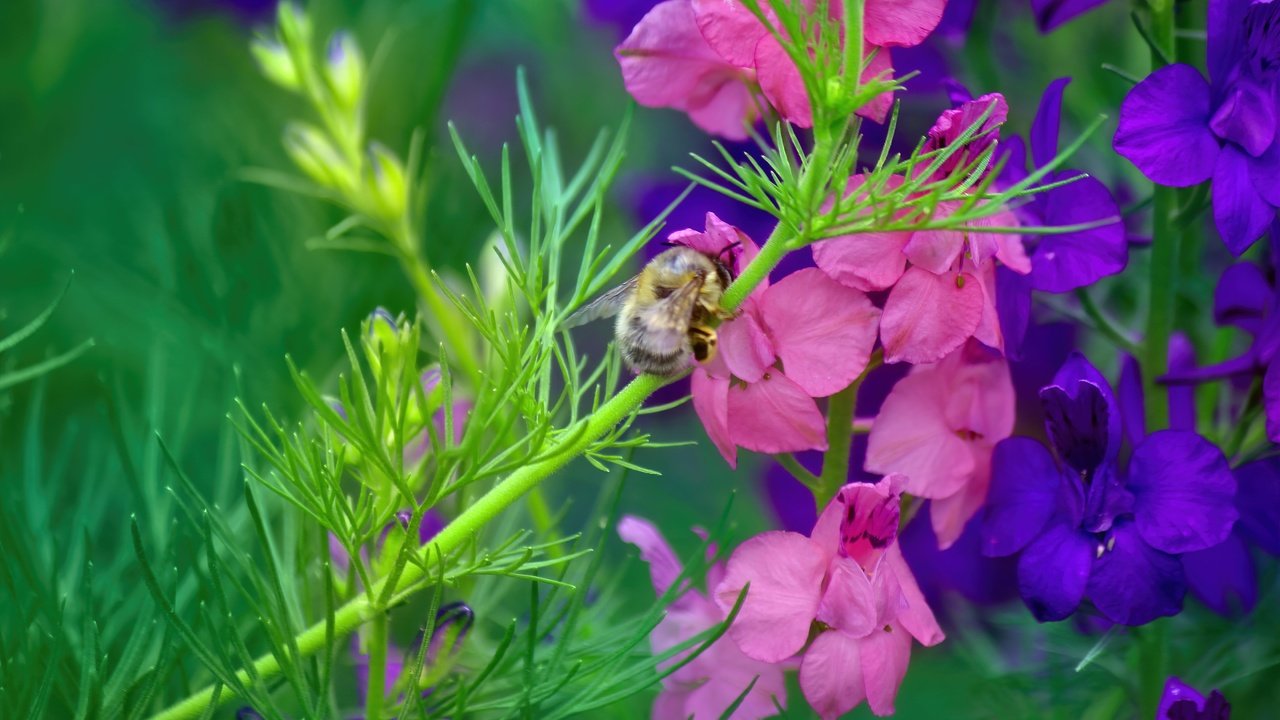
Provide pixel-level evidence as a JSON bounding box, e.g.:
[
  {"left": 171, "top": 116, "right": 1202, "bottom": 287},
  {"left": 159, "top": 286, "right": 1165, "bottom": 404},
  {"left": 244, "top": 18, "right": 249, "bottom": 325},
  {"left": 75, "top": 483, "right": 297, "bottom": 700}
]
[
  {"left": 982, "top": 353, "right": 1238, "bottom": 625},
  {"left": 581, "top": 0, "right": 661, "bottom": 39},
  {"left": 1157, "top": 677, "right": 1232, "bottom": 719},
  {"left": 1114, "top": 0, "right": 1280, "bottom": 254},
  {"left": 1031, "top": 0, "right": 1112, "bottom": 33}
]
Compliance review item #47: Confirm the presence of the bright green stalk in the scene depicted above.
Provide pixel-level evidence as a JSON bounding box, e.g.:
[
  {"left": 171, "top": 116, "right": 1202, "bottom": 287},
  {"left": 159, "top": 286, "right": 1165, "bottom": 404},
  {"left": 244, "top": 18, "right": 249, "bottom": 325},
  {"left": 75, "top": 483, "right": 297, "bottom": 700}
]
[
  {"left": 393, "top": 234, "right": 483, "bottom": 389},
  {"left": 364, "top": 612, "right": 388, "bottom": 720},
  {"left": 841, "top": 0, "right": 865, "bottom": 98},
  {"left": 816, "top": 375, "right": 861, "bottom": 508},
  {"left": 1143, "top": 0, "right": 1180, "bottom": 431},
  {"left": 148, "top": 225, "right": 801, "bottom": 720}
]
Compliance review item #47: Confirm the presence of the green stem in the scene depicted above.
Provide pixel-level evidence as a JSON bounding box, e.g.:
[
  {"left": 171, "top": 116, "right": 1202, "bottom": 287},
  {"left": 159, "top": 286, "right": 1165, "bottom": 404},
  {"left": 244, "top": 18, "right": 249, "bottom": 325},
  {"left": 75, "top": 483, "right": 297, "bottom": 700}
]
[
  {"left": 394, "top": 238, "right": 483, "bottom": 390},
  {"left": 816, "top": 376, "right": 861, "bottom": 508},
  {"left": 777, "top": 453, "right": 821, "bottom": 493},
  {"left": 1143, "top": 0, "right": 1180, "bottom": 431},
  {"left": 720, "top": 230, "right": 789, "bottom": 311},
  {"left": 841, "top": 0, "right": 865, "bottom": 94},
  {"left": 1076, "top": 289, "right": 1139, "bottom": 354},
  {"left": 364, "top": 612, "right": 388, "bottom": 720}
]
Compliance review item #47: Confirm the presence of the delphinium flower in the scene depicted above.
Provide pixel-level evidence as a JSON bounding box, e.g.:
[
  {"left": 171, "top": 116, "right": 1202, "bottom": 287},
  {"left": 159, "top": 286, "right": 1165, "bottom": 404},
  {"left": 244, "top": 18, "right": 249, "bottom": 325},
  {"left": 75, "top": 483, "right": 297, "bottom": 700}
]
[
  {"left": 582, "top": 0, "right": 661, "bottom": 40},
  {"left": 1157, "top": 677, "right": 1232, "bottom": 719},
  {"left": 714, "top": 475, "right": 944, "bottom": 719},
  {"left": 865, "top": 340, "right": 1015, "bottom": 547},
  {"left": 1114, "top": 0, "right": 1280, "bottom": 253},
  {"left": 983, "top": 77, "right": 1126, "bottom": 356},
  {"left": 686, "top": 218, "right": 882, "bottom": 467},
  {"left": 614, "top": 0, "right": 948, "bottom": 138},
  {"left": 813, "top": 93, "right": 1031, "bottom": 364},
  {"left": 982, "top": 353, "right": 1238, "bottom": 625},
  {"left": 618, "top": 515, "right": 786, "bottom": 719}
]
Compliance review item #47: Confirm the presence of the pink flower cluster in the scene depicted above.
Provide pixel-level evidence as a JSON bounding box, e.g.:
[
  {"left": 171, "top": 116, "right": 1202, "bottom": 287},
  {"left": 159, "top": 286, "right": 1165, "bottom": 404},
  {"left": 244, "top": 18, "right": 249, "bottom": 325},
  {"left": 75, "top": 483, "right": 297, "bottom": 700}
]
[{"left": 616, "top": 0, "right": 949, "bottom": 138}]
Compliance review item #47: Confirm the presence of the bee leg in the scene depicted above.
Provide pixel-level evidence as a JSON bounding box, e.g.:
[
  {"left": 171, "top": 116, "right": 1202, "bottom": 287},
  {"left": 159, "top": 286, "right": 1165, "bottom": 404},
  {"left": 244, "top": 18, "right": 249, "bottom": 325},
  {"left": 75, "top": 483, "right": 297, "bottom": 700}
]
[{"left": 689, "top": 327, "right": 718, "bottom": 364}]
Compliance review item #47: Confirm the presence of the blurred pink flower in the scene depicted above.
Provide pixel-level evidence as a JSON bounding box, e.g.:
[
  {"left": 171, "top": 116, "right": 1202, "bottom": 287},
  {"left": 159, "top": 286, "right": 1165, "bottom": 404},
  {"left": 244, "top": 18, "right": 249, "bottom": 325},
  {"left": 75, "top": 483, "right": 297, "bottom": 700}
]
[
  {"left": 691, "top": 254, "right": 881, "bottom": 466},
  {"left": 617, "top": 0, "right": 947, "bottom": 136},
  {"left": 812, "top": 95, "right": 1030, "bottom": 364},
  {"left": 865, "top": 342, "right": 1015, "bottom": 548},
  {"left": 713, "top": 476, "right": 944, "bottom": 719},
  {"left": 619, "top": 515, "right": 787, "bottom": 719}
]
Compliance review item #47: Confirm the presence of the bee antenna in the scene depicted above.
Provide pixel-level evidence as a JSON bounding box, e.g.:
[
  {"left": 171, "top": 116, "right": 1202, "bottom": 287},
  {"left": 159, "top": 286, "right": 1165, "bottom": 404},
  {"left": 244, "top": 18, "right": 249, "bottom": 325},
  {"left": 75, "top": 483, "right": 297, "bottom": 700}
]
[
  {"left": 660, "top": 240, "right": 681, "bottom": 247},
  {"left": 717, "top": 241, "right": 742, "bottom": 261}
]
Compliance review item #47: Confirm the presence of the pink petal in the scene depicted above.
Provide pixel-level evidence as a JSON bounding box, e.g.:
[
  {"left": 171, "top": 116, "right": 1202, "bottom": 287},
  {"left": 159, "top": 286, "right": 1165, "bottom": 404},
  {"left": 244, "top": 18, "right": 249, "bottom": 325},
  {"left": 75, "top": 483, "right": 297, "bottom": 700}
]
[
  {"left": 864, "top": 0, "right": 947, "bottom": 47},
  {"left": 834, "top": 481, "right": 902, "bottom": 572},
  {"left": 929, "top": 447, "right": 991, "bottom": 549},
  {"left": 883, "top": 545, "right": 944, "bottom": 646},
  {"left": 760, "top": 268, "right": 882, "bottom": 397},
  {"left": 652, "top": 688, "right": 694, "bottom": 720},
  {"left": 879, "top": 267, "right": 984, "bottom": 364},
  {"left": 669, "top": 212, "right": 767, "bottom": 290},
  {"left": 902, "top": 202, "right": 966, "bottom": 274},
  {"left": 979, "top": 207, "right": 1030, "bottom": 273},
  {"left": 865, "top": 367, "right": 976, "bottom": 499},
  {"left": 755, "top": 32, "right": 812, "bottom": 127},
  {"left": 812, "top": 174, "right": 910, "bottom": 291},
  {"left": 714, "top": 531, "right": 827, "bottom": 662},
  {"left": 939, "top": 345, "right": 1016, "bottom": 442},
  {"left": 727, "top": 371, "right": 828, "bottom": 454},
  {"left": 970, "top": 264, "right": 1004, "bottom": 352},
  {"left": 686, "top": 79, "right": 758, "bottom": 139},
  {"left": 617, "top": 0, "right": 753, "bottom": 139},
  {"left": 618, "top": 515, "right": 684, "bottom": 597},
  {"left": 800, "top": 631, "right": 867, "bottom": 720},
  {"left": 860, "top": 622, "right": 913, "bottom": 716},
  {"left": 692, "top": 371, "right": 737, "bottom": 466},
  {"left": 816, "top": 556, "right": 878, "bottom": 637},
  {"left": 719, "top": 301, "right": 776, "bottom": 382},
  {"left": 691, "top": 0, "right": 770, "bottom": 67}
]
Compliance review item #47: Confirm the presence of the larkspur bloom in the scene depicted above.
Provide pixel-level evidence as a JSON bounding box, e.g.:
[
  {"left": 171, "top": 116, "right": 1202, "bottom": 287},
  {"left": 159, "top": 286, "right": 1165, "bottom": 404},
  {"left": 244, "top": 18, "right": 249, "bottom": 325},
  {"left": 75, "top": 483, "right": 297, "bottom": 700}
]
[
  {"left": 982, "top": 353, "right": 1238, "bottom": 625},
  {"left": 714, "top": 476, "right": 944, "bottom": 719},
  {"left": 813, "top": 93, "right": 1031, "bottom": 364},
  {"left": 618, "top": 515, "right": 786, "bottom": 719},
  {"left": 1030, "top": 0, "right": 1111, "bottom": 33},
  {"left": 1162, "top": 238, "right": 1280, "bottom": 442},
  {"left": 1114, "top": 0, "right": 1280, "bottom": 254},
  {"left": 615, "top": 0, "right": 947, "bottom": 138},
  {"left": 1157, "top": 677, "right": 1232, "bottom": 720},
  {"left": 985, "top": 77, "right": 1126, "bottom": 356},
  {"left": 866, "top": 341, "right": 1015, "bottom": 548}
]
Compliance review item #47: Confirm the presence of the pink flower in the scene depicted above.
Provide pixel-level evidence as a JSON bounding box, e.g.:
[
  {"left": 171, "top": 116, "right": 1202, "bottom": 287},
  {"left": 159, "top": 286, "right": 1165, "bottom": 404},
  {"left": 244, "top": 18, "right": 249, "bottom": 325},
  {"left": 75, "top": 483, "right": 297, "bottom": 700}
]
[
  {"left": 619, "top": 516, "right": 787, "bottom": 719},
  {"left": 865, "top": 342, "right": 1015, "bottom": 549},
  {"left": 617, "top": 0, "right": 947, "bottom": 137},
  {"left": 713, "top": 476, "right": 944, "bottom": 719},
  {"left": 812, "top": 94, "right": 1031, "bottom": 364},
  {"left": 689, "top": 229, "right": 881, "bottom": 466}
]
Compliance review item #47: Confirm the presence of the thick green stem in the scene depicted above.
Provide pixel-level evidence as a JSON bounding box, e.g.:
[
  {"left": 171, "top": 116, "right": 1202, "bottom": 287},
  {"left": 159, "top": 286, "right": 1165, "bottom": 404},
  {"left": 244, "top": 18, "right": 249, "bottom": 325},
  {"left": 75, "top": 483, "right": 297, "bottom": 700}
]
[
  {"left": 816, "top": 376, "right": 861, "bottom": 508},
  {"left": 1143, "top": 1, "right": 1179, "bottom": 430},
  {"left": 720, "top": 230, "right": 789, "bottom": 311},
  {"left": 841, "top": 0, "right": 865, "bottom": 95},
  {"left": 364, "top": 612, "right": 388, "bottom": 720}
]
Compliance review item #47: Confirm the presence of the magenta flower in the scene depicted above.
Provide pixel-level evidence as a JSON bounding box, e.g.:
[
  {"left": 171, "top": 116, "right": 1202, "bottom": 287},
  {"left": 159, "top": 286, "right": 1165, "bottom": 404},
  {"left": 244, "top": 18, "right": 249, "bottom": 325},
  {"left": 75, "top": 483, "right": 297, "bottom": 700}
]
[
  {"left": 691, "top": 252, "right": 881, "bottom": 466},
  {"left": 1157, "top": 676, "right": 1231, "bottom": 719},
  {"left": 616, "top": 0, "right": 946, "bottom": 137},
  {"left": 618, "top": 516, "right": 786, "bottom": 719},
  {"left": 1114, "top": 0, "right": 1280, "bottom": 254},
  {"left": 865, "top": 341, "right": 1015, "bottom": 549},
  {"left": 814, "top": 95, "right": 1031, "bottom": 364},
  {"left": 714, "top": 476, "right": 944, "bottom": 719}
]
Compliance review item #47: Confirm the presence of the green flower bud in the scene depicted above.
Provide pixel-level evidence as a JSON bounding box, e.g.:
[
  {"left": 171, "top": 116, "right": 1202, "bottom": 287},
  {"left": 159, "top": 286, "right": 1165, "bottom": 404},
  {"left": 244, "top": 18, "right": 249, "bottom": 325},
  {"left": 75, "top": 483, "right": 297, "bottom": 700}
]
[
  {"left": 325, "top": 32, "right": 365, "bottom": 111},
  {"left": 283, "top": 122, "right": 351, "bottom": 191},
  {"left": 367, "top": 142, "right": 407, "bottom": 221},
  {"left": 249, "top": 37, "right": 300, "bottom": 91},
  {"left": 276, "top": 2, "right": 312, "bottom": 50}
]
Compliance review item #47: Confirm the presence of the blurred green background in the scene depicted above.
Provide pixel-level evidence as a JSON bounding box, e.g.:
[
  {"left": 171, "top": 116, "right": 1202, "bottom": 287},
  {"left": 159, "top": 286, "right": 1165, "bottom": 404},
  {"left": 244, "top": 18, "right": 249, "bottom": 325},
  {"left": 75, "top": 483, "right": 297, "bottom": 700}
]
[{"left": 2, "top": 0, "right": 1277, "bottom": 717}]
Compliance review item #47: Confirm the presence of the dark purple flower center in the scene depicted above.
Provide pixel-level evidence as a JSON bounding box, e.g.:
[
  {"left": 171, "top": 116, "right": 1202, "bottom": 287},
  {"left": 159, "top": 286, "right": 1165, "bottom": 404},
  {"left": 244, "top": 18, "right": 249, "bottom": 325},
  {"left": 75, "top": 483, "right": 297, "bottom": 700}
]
[
  {"left": 1243, "top": 2, "right": 1280, "bottom": 78},
  {"left": 1040, "top": 381, "right": 1109, "bottom": 478},
  {"left": 1167, "top": 689, "right": 1231, "bottom": 720},
  {"left": 836, "top": 487, "right": 900, "bottom": 571}
]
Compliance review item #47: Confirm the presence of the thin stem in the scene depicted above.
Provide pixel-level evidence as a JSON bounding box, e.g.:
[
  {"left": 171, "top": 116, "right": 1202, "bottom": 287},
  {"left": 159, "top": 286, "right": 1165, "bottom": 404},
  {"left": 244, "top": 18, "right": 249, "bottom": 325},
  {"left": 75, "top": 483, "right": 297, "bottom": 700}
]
[
  {"left": 1075, "top": 289, "right": 1140, "bottom": 354},
  {"left": 816, "top": 375, "right": 861, "bottom": 508},
  {"left": 776, "top": 453, "right": 821, "bottom": 492},
  {"left": 364, "top": 612, "right": 388, "bottom": 720},
  {"left": 1143, "top": 0, "right": 1180, "bottom": 431},
  {"left": 394, "top": 239, "right": 483, "bottom": 389}
]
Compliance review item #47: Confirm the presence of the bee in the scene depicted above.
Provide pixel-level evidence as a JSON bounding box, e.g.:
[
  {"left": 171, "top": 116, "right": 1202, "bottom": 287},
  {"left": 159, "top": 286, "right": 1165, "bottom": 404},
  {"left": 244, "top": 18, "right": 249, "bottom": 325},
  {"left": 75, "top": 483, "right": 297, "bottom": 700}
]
[{"left": 564, "top": 243, "right": 738, "bottom": 376}]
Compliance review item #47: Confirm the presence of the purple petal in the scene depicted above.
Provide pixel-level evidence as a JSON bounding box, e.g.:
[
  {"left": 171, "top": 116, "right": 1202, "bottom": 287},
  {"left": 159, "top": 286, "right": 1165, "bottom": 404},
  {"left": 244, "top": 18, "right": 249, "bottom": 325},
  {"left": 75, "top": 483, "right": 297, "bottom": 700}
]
[
  {"left": 1182, "top": 532, "right": 1257, "bottom": 615},
  {"left": 1160, "top": 351, "right": 1260, "bottom": 384},
  {"left": 1212, "top": 143, "right": 1274, "bottom": 255},
  {"left": 1117, "top": 355, "right": 1147, "bottom": 447},
  {"left": 1213, "top": 262, "right": 1270, "bottom": 334},
  {"left": 1234, "top": 457, "right": 1280, "bottom": 555},
  {"left": 1209, "top": 79, "right": 1276, "bottom": 157},
  {"left": 1207, "top": 0, "right": 1250, "bottom": 83},
  {"left": 1087, "top": 521, "right": 1184, "bottom": 626},
  {"left": 1128, "top": 430, "right": 1237, "bottom": 554},
  {"left": 1167, "top": 334, "right": 1197, "bottom": 432},
  {"left": 1016, "top": 521, "right": 1094, "bottom": 621},
  {"left": 1030, "top": 77, "right": 1070, "bottom": 168},
  {"left": 982, "top": 437, "right": 1065, "bottom": 557},
  {"left": 996, "top": 134, "right": 1030, "bottom": 189},
  {"left": 1028, "top": 173, "right": 1127, "bottom": 292},
  {"left": 1157, "top": 677, "right": 1207, "bottom": 720},
  {"left": 1046, "top": 352, "right": 1123, "bottom": 466},
  {"left": 1266, "top": 358, "right": 1280, "bottom": 443},
  {"left": 996, "top": 267, "right": 1032, "bottom": 361},
  {"left": 1248, "top": 139, "right": 1280, "bottom": 207},
  {"left": 1040, "top": 381, "right": 1110, "bottom": 475},
  {"left": 1030, "top": 0, "right": 1109, "bottom": 32},
  {"left": 1114, "top": 64, "right": 1218, "bottom": 187}
]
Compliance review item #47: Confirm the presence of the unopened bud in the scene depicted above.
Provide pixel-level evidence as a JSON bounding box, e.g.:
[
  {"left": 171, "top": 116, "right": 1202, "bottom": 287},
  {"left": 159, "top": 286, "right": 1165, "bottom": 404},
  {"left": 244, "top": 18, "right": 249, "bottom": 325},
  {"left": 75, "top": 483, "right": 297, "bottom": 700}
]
[
  {"left": 276, "top": 2, "right": 312, "bottom": 49},
  {"left": 367, "top": 142, "right": 407, "bottom": 221},
  {"left": 250, "top": 38, "right": 300, "bottom": 91},
  {"left": 283, "top": 122, "right": 350, "bottom": 190},
  {"left": 325, "top": 31, "right": 365, "bottom": 110}
]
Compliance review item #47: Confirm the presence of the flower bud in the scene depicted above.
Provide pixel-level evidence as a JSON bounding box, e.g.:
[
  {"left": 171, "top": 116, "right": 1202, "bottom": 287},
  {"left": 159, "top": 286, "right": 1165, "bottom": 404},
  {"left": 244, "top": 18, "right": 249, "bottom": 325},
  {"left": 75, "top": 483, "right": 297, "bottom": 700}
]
[
  {"left": 478, "top": 232, "right": 520, "bottom": 314},
  {"left": 367, "top": 142, "right": 408, "bottom": 221},
  {"left": 275, "top": 2, "right": 312, "bottom": 49},
  {"left": 283, "top": 122, "right": 351, "bottom": 191},
  {"left": 249, "top": 37, "right": 300, "bottom": 91},
  {"left": 325, "top": 31, "right": 365, "bottom": 111}
]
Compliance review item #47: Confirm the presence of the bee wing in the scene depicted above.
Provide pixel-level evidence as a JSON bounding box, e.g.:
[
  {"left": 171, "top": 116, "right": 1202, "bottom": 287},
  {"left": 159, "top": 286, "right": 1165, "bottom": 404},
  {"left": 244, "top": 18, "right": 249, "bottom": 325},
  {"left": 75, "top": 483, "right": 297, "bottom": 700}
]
[
  {"left": 562, "top": 276, "right": 639, "bottom": 329},
  {"left": 635, "top": 274, "right": 706, "bottom": 354}
]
